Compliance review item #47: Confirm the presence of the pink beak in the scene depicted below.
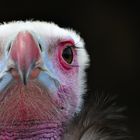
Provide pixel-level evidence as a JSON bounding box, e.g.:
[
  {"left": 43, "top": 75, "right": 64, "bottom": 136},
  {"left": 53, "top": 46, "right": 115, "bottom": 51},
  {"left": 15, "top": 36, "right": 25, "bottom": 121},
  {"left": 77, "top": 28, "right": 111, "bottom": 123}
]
[{"left": 10, "top": 31, "right": 40, "bottom": 84}]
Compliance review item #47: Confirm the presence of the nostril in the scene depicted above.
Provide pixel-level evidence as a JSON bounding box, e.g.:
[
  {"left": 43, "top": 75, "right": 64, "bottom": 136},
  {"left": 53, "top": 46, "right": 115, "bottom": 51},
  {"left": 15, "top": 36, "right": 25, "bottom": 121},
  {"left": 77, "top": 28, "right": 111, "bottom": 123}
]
[
  {"left": 38, "top": 43, "right": 43, "bottom": 52},
  {"left": 7, "top": 42, "right": 12, "bottom": 52}
]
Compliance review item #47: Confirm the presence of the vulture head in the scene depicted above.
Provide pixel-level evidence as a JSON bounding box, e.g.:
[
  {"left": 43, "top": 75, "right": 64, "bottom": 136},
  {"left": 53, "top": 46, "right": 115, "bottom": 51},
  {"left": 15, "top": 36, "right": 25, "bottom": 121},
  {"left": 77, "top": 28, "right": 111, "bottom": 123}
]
[{"left": 0, "top": 21, "right": 89, "bottom": 139}]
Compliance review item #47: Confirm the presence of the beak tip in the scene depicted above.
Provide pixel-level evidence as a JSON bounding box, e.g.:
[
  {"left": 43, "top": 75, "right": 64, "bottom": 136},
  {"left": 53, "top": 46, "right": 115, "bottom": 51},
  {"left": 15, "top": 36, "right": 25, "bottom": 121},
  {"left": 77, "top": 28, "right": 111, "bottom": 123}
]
[
  {"left": 23, "top": 77, "right": 27, "bottom": 85},
  {"left": 19, "top": 70, "right": 28, "bottom": 85}
]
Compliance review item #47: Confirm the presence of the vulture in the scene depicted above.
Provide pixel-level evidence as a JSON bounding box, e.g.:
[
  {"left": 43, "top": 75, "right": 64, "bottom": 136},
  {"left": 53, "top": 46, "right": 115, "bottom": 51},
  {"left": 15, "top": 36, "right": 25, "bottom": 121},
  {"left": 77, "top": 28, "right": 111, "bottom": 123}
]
[{"left": 0, "top": 21, "right": 129, "bottom": 140}]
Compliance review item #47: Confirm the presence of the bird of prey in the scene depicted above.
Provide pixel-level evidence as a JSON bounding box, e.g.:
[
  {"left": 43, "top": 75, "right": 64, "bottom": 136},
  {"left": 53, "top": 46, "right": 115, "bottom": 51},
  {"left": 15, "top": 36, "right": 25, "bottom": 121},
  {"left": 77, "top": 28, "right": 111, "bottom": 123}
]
[{"left": 0, "top": 21, "right": 128, "bottom": 140}]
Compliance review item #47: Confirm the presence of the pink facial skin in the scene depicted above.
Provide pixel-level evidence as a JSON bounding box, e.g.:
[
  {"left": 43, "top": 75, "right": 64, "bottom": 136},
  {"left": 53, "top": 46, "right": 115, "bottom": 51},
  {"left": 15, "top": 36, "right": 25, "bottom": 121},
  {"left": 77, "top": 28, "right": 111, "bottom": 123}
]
[
  {"left": 52, "top": 39, "right": 80, "bottom": 119},
  {"left": 0, "top": 36, "right": 80, "bottom": 139}
]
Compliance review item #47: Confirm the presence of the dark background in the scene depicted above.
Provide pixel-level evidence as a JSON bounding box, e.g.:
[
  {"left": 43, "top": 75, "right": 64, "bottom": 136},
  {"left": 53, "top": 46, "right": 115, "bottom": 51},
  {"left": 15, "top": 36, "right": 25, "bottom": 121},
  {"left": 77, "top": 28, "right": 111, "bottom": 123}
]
[{"left": 0, "top": 1, "right": 139, "bottom": 139}]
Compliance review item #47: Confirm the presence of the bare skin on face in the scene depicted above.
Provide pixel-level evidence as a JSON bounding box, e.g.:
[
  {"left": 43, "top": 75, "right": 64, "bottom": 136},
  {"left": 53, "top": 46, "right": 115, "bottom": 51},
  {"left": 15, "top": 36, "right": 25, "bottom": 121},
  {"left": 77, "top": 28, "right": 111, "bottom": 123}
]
[{"left": 0, "top": 21, "right": 87, "bottom": 140}]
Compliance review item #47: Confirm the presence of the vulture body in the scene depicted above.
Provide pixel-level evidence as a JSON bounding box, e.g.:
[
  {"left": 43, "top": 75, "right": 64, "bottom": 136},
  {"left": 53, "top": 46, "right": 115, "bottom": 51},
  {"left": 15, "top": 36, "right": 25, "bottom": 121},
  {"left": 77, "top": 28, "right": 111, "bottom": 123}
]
[{"left": 0, "top": 21, "right": 128, "bottom": 140}]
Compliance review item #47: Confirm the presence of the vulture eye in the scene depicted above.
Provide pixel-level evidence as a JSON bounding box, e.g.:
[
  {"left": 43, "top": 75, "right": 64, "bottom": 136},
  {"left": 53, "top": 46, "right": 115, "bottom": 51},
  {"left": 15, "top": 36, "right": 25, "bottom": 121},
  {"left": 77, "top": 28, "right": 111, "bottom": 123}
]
[{"left": 62, "top": 46, "right": 73, "bottom": 64}]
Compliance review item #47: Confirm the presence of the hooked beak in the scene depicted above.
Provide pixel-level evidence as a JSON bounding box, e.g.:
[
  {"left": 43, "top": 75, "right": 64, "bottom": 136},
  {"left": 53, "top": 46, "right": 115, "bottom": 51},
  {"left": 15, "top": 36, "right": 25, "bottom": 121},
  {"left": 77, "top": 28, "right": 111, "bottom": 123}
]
[{"left": 10, "top": 31, "right": 41, "bottom": 85}]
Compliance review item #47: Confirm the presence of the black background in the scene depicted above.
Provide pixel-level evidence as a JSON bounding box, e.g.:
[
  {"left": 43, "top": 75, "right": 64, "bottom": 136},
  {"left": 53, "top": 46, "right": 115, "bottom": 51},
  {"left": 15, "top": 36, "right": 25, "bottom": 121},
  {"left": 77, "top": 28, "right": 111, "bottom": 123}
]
[{"left": 0, "top": 1, "right": 139, "bottom": 139}]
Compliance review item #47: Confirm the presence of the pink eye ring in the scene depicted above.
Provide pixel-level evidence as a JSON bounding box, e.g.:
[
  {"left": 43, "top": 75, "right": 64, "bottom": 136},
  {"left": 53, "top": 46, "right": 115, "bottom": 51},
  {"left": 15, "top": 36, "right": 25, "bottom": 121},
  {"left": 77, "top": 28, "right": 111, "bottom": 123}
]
[{"left": 57, "top": 40, "right": 78, "bottom": 70}]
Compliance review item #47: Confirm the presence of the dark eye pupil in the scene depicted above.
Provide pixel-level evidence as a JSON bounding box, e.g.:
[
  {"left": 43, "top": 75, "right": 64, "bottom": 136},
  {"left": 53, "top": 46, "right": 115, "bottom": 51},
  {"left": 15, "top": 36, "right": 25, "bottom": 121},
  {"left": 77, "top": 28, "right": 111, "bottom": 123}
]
[{"left": 62, "top": 46, "right": 73, "bottom": 64}]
